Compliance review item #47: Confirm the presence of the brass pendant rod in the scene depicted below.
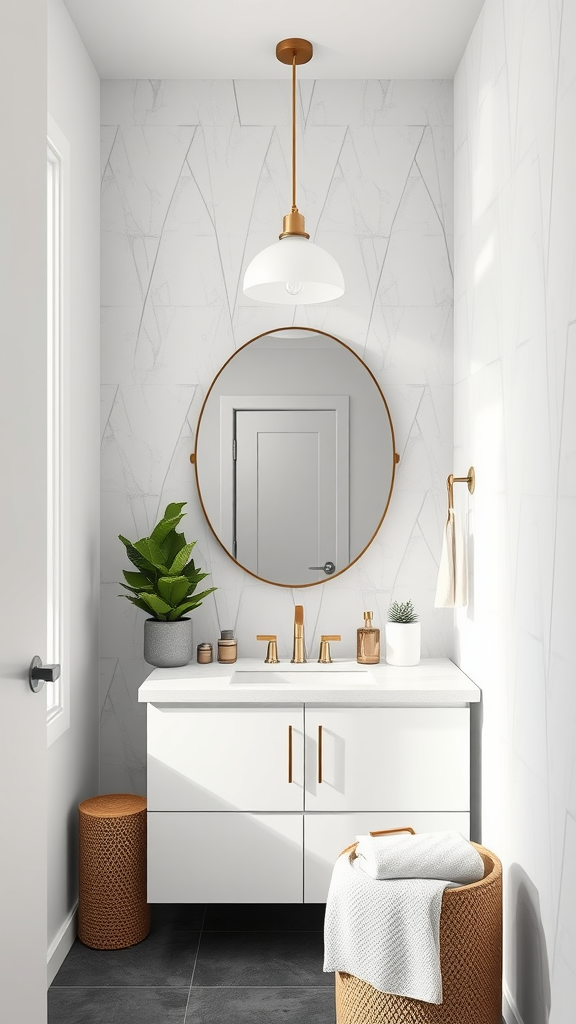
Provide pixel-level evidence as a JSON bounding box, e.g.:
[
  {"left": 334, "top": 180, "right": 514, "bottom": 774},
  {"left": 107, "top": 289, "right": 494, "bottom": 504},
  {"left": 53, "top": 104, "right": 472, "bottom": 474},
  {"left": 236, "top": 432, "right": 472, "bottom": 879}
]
[
  {"left": 276, "top": 39, "right": 312, "bottom": 239},
  {"left": 292, "top": 54, "right": 297, "bottom": 212}
]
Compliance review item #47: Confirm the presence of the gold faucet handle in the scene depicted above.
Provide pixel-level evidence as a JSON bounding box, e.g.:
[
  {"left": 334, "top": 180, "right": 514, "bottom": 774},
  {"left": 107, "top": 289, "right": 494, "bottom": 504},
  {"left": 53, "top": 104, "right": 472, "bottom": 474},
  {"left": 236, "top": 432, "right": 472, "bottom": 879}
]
[
  {"left": 256, "top": 635, "right": 280, "bottom": 664},
  {"left": 318, "top": 635, "right": 341, "bottom": 664}
]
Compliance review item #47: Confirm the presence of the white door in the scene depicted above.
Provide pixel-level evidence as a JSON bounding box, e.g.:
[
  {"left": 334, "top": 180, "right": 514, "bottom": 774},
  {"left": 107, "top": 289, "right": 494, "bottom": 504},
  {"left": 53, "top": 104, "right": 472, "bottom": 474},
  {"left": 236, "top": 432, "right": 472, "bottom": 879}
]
[
  {"left": 147, "top": 704, "right": 304, "bottom": 811},
  {"left": 220, "top": 395, "right": 349, "bottom": 583},
  {"left": 304, "top": 708, "right": 470, "bottom": 812},
  {"left": 0, "top": 2, "right": 48, "bottom": 1019},
  {"left": 236, "top": 409, "right": 341, "bottom": 581}
]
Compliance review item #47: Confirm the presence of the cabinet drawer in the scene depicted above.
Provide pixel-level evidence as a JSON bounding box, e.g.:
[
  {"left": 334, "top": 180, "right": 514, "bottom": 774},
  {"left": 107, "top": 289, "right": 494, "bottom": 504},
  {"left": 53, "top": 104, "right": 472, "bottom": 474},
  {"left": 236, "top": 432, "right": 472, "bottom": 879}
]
[
  {"left": 148, "top": 812, "right": 303, "bottom": 903},
  {"left": 305, "top": 707, "right": 469, "bottom": 812},
  {"left": 148, "top": 704, "right": 304, "bottom": 811},
  {"left": 304, "top": 811, "right": 471, "bottom": 903}
]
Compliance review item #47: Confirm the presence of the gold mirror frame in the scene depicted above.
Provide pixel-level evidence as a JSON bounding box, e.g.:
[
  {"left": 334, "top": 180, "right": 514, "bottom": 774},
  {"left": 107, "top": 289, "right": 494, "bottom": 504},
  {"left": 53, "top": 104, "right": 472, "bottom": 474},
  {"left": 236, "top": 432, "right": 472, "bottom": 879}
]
[{"left": 192, "top": 326, "right": 398, "bottom": 588}]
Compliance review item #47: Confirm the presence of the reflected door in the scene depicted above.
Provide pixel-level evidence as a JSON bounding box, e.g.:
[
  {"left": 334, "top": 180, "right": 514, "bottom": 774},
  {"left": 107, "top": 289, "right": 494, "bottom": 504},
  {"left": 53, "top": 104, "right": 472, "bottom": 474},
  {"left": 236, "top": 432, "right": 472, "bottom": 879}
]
[{"left": 234, "top": 406, "right": 349, "bottom": 583}]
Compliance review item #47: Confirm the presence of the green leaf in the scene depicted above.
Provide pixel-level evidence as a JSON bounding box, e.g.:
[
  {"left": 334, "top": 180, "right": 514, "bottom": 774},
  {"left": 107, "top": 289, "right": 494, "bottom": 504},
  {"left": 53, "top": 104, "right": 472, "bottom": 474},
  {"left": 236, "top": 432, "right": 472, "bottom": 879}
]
[
  {"left": 123, "top": 570, "right": 153, "bottom": 591},
  {"left": 119, "top": 537, "right": 159, "bottom": 574},
  {"left": 140, "top": 592, "right": 172, "bottom": 619},
  {"left": 119, "top": 582, "right": 147, "bottom": 595},
  {"left": 160, "top": 529, "right": 187, "bottom": 566},
  {"left": 167, "top": 587, "right": 217, "bottom": 618},
  {"left": 150, "top": 514, "right": 184, "bottom": 547},
  {"left": 168, "top": 541, "right": 195, "bottom": 576},
  {"left": 163, "top": 502, "right": 187, "bottom": 520},
  {"left": 189, "top": 587, "right": 217, "bottom": 604},
  {"left": 122, "top": 595, "right": 153, "bottom": 614},
  {"left": 133, "top": 537, "right": 169, "bottom": 571},
  {"left": 157, "top": 575, "right": 190, "bottom": 608},
  {"left": 181, "top": 562, "right": 206, "bottom": 583},
  {"left": 184, "top": 572, "right": 210, "bottom": 593}
]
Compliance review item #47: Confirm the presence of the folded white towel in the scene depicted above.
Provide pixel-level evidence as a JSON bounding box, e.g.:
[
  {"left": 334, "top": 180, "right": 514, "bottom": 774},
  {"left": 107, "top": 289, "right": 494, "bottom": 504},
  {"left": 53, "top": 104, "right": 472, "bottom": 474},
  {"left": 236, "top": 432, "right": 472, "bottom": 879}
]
[
  {"left": 324, "top": 852, "right": 457, "bottom": 1003},
  {"left": 434, "top": 508, "right": 468, "bottom": 607},
  {"left": 355, "top": 830, "right": 484, "bottom": 884}
]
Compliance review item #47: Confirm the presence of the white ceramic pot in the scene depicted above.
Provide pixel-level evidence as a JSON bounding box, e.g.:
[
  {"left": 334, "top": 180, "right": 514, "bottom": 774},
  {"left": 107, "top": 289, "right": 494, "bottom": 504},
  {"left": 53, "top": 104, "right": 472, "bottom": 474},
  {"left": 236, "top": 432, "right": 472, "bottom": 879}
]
[
  {"left": 144, "top": 617, "right": 193, "bottom": 668},
  {"left": 385, "top": 621, "right": 421, "bottom": 666}
]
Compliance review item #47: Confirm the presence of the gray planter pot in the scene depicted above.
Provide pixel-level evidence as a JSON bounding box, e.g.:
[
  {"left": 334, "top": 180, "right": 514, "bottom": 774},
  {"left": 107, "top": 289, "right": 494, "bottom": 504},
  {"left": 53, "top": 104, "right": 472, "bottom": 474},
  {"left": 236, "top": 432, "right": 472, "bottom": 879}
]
[{"left": 144, "top": 617, "right": 193, "bottom": 668}]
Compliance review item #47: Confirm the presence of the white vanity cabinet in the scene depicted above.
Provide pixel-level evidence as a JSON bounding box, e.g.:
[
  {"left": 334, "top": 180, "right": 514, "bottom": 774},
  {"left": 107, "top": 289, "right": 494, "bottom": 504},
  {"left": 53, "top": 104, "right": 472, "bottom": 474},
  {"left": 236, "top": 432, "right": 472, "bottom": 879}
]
[
  {"left": 147, "top": 704, "right": 305, "bottom": 903},
  {"left": 140, "top": 658, "right": 480, "bottom": 904},
  {"left": 304, "top": 707, "right": 469, "bottom": 812},
  {"left": 147, "top": 704, "right": 304, "bottom": 811}
]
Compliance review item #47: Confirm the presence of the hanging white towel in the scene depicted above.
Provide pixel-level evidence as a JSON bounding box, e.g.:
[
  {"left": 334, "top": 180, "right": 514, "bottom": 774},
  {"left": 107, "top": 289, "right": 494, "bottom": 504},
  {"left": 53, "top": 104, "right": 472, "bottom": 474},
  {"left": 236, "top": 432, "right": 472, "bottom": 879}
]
[
  {"left": 323, "top": 852, "right": 457, "bottom": 1003},
  {"left": 434, "top": 508, "right": 467, "bottom": 607}
]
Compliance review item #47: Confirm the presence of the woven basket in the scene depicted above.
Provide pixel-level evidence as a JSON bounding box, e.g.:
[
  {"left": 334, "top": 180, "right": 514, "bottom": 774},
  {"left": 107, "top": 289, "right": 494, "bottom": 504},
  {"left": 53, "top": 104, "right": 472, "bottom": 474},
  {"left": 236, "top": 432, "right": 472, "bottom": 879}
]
[
  {"left": 335, "top": 840, "right": 502, "bottom": 1024},
  {"left": 78, "top": 794, "right": 150, "bottom": 950}
]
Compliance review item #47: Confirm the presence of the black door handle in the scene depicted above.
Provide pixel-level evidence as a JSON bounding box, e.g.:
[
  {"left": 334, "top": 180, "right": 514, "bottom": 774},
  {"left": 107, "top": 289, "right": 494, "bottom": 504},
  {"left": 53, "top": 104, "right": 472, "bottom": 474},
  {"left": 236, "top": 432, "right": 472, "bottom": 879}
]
[{"left": 29, "top": 656, "right": 61, "bottom": 693}]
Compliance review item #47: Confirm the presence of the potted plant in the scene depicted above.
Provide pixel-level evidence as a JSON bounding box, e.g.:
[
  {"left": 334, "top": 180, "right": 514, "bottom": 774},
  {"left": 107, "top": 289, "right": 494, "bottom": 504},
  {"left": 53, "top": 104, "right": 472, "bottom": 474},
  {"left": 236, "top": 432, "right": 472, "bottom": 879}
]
[
  {"left": 385, "top": 599, "right": 420, "bottom": 666},
  {"left": 118, "top": 502, "right": 216, "bottom": 668}
]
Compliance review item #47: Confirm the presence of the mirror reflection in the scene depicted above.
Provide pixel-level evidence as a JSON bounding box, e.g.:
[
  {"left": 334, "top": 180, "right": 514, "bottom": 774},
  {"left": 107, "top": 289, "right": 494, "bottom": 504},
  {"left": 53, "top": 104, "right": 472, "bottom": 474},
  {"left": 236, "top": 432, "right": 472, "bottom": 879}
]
[{"left": 195, "top": 328, "right": 396, "bottom": 587}]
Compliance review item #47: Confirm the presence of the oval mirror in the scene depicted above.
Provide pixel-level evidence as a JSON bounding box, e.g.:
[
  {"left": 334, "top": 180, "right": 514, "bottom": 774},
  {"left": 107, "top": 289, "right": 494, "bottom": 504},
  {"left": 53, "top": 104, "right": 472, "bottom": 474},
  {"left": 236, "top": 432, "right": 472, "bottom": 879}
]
[{"left": 195, "top": 327, "right": 396, "bottom": 587}]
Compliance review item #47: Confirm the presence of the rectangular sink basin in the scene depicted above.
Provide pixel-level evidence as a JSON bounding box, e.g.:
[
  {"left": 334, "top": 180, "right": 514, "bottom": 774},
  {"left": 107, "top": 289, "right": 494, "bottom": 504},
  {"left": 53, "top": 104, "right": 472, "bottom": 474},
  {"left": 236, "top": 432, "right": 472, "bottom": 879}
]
[{"left": 230, "top": 670, "right": 377, "bottom": 688}]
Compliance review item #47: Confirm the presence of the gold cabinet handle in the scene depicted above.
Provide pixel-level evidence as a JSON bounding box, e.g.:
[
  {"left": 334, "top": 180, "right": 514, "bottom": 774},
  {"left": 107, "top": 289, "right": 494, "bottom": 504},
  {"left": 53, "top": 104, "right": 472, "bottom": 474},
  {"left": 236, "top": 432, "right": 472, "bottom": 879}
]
[
  {"left": 288, "top": 724, "right": 293, "bottom": 783},
  {"left": 318, "top": 724, "right": 323, "bottom": 783}
]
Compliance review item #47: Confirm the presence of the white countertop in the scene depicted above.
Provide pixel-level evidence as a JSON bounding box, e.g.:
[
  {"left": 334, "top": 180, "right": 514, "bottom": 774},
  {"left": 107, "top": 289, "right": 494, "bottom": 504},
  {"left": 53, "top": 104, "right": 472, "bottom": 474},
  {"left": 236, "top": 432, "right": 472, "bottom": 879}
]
[{"left": 138, "top": 657, "right": 480, "bottom": 706}]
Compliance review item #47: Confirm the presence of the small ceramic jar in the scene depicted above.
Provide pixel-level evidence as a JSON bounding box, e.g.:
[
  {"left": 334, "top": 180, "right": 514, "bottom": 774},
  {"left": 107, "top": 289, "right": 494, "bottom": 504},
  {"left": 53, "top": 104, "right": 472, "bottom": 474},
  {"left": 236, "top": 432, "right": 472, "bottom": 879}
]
[{"left": 217, "top": 630, "right": 237, "bottom": 663}]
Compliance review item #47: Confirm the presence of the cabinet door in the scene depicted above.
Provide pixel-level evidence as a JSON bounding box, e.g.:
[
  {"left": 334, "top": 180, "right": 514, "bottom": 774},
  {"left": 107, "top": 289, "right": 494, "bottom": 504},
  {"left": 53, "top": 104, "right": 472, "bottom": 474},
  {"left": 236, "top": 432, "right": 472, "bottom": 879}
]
[
  {"left": 304, "top": 811, "right": 471, "bottom": 903},
  {"left": 304, "top": 707, "right": 469, "bottom": 812},
  {"left": 149, "top": 812, "right": 303, "bottom": 903},
  {"left": 148, "top": 704, "right": 303, "bottom": 811}
]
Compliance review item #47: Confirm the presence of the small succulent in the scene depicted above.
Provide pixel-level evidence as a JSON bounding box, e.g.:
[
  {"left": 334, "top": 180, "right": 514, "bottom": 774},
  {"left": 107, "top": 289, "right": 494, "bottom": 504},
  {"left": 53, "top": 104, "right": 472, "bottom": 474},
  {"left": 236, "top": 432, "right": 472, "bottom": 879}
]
[
  {"left": 118, "top": 502, "right": 216, "bottom": 621},
  {"left": 388, "top": 600, "right": 418, "bottom": 623}
]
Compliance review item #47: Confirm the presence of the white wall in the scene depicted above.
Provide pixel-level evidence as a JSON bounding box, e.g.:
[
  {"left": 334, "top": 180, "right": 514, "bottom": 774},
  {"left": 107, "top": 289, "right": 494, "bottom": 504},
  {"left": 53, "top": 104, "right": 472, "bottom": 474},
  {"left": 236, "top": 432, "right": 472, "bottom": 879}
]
[
  {"left": 454, "top": 2, "right": 576, "bottom": 1021},
  {"left": 100, "top": 79, "right": 455, "bottom": 794},
  {"left": 47, "top": 0, "right": 100, "bottom": 981}
]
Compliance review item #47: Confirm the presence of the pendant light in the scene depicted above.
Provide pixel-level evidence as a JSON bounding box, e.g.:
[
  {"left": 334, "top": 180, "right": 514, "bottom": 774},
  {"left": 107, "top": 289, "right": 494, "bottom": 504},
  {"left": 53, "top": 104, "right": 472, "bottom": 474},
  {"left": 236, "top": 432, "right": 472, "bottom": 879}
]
[{"left": 243, "top": 38, "right": 344, "bottom": 305}]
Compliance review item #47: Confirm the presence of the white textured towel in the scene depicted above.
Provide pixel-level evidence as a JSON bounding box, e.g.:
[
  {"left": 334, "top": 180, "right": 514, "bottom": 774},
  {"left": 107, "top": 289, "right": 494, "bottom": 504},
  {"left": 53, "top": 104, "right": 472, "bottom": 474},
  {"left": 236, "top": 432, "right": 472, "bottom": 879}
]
[
  {"left": 355, "top": 830, "right": 484, "bottom": 884},
  {"left": 434, "top": 508, "right": 468, "bottom": 607},
  {"left": 323, "top": 852, "right": 457, "bottom": 1003}
]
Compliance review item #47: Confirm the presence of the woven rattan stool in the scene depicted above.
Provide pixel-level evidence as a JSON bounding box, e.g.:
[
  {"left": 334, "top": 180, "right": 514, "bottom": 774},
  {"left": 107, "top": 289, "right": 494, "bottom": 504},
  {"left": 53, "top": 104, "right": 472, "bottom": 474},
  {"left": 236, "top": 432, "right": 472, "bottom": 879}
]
[
  {"left": 335, "top": 842, "right": 502, "bottom": 1024},
  {"left": 78, "top": 794, "right": 150, "bottom": 950}
]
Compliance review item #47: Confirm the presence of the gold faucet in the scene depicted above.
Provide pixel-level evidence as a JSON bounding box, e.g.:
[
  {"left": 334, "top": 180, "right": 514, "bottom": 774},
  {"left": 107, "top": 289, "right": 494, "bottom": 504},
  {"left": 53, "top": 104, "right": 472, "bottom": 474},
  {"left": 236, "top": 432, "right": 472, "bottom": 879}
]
[
  {"left": 256, "top": 635, "right": 279, "bottom": 663},
  {"left": 318, "top": 635, "right": 341, "bottom": 664},
  {"left": 291, "top": 605, "right": 306, "bottom": 663}
]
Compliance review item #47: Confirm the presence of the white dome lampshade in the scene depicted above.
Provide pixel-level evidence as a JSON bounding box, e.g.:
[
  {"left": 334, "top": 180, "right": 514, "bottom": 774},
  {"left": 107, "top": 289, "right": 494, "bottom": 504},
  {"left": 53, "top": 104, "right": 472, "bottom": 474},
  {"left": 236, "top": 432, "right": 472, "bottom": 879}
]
[
  {"left": 243, "top": 235, "right": 344, "bottom": 305},
  {"left": 242, "top": 37, "right": 344, "bottom": 306}
]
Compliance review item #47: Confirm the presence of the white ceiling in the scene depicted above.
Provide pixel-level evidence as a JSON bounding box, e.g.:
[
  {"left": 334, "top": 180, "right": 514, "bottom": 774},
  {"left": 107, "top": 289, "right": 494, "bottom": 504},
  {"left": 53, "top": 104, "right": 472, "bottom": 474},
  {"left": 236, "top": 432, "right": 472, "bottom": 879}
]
[{"left": 63, "top": 0, "right": 485, "bottom": 80}]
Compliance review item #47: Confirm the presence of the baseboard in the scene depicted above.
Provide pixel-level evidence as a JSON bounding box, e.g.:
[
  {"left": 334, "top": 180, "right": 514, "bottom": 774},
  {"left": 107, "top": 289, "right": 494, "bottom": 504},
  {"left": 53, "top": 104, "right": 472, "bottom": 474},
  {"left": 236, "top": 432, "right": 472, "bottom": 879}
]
[
  {"left": 503, "top": 984, "right": 524, "bottom": 1024},
  {"left": 47, "top": 903, "right": 77, "bottom": 987}
]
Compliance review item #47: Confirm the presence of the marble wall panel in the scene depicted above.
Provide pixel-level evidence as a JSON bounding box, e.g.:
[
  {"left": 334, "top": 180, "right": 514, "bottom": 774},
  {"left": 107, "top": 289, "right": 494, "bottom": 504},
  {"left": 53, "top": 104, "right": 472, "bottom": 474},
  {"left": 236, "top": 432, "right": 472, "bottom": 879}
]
[
  {"left": 101, "top": 78, "right": 454, "bottom": 796},
  {"left": 455, "top": 1, "right": 576, "bottom": 1020}
]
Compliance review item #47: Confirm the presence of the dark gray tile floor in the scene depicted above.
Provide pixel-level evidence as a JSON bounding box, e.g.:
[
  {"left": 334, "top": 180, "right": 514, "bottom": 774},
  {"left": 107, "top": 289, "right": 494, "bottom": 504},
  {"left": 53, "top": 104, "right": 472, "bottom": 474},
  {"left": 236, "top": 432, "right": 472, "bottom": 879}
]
[{"left": 49, "top": 904, "right": 335, "bottom": 1024}]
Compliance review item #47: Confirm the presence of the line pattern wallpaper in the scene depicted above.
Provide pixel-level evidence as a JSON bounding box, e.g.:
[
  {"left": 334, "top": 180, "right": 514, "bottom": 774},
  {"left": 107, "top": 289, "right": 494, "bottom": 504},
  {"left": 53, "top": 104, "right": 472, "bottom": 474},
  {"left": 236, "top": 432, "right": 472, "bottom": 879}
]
[
  {"left": 455, "top": 1, "right": 576, "bottom": 1021},
  {"left": 100, "top": 79, "right": 454, "bottom": 795}
]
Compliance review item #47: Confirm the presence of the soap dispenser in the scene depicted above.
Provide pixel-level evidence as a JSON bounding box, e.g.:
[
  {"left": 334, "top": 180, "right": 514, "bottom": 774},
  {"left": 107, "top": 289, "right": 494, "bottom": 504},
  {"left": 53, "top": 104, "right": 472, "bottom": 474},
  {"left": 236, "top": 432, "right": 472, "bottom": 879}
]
[{"left": 357, "top": 611, "right": 380, "bottom": 665}]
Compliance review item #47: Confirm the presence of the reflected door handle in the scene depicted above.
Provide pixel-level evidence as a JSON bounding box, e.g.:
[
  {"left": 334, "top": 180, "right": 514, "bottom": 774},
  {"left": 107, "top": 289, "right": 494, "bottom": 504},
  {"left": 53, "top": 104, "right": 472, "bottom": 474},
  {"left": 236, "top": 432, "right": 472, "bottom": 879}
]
[
  {"left": 29, "top": 656, "right": 60, "bottom": 694},
  {"left": 308, "top": 561, "right": 336, "bottom": 575}
]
